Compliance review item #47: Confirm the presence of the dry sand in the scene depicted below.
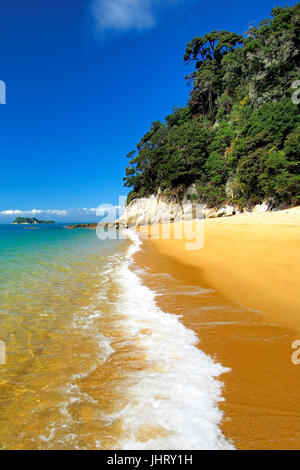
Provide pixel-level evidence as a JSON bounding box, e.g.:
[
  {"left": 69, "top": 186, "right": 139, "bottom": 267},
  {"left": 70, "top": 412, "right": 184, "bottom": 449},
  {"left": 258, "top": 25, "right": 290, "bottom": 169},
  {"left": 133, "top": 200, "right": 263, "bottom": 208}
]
[
  {"left": 139, "top": 206, "right": 300, "bottom": 331},
  {"left": 134, "top": 207, "right": 300, "bottom": 449}
]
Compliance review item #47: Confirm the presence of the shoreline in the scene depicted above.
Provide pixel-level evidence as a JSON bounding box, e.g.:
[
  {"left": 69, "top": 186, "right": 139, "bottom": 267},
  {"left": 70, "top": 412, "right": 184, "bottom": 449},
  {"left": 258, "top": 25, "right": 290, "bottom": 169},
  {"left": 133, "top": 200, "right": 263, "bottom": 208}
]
[
  {"left": 117, "top": 231, "right": 233, "bottom": 450},
  {"left": 133, "top": 207, "right": 300, "bottom": 449}
]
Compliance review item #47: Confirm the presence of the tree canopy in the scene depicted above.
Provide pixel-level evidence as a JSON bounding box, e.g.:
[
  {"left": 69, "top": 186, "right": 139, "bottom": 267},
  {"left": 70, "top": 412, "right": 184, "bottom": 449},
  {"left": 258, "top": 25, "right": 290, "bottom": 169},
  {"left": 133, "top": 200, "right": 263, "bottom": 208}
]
[{"left": 124, "top": 4, "right": 300, "bottom": 207}]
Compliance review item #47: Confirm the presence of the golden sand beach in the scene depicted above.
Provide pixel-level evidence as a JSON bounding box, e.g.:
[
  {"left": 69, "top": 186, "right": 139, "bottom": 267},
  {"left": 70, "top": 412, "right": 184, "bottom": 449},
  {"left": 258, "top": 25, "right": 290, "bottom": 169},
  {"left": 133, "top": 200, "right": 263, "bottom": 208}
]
[{"left": 134, "top": 207, "right": 300, "bottom": 449}]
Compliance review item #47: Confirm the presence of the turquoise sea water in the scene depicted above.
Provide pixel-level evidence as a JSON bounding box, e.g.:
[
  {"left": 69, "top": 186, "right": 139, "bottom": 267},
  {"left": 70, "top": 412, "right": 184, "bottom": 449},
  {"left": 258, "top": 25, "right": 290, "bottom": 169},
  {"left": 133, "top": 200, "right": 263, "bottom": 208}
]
[
  {"left": 0, "top": 224, "right": 129, "bottom": 449},
  {"left": 0, "top": 224, "right": 231, "bottom": 450},
  {"left": 0, "top": 224, "right": 125, "bottom": 331}
]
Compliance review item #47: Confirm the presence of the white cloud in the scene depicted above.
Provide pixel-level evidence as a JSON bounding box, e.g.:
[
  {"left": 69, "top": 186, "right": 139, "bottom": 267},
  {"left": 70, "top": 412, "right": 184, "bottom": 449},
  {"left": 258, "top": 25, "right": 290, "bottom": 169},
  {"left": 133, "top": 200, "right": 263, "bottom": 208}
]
[
  {"left": 92, "top": 0, "right": 155, "bottom": 32},
  {"left": 0, "top": 210, "right": 22, "bottom": 215},
  {"left": 0, "top": 209, "right": 67, "bottom": 216},
  {"left": 91, "top": 0, "right": 188, "bottom": 32},
  {"left": 0, "top": 206, "right": 123, "bottom": 223}
]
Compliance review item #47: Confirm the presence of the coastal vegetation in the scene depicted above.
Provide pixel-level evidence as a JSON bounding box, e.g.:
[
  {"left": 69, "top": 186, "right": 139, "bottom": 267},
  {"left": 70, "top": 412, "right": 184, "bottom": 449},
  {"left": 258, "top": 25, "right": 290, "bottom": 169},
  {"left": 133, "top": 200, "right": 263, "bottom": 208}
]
[
  {"left": 12, "top": 217, "right": 55, "bottom": 224},
  {"left": 124, "top": 4, "right": 300, "bottom": 208}
]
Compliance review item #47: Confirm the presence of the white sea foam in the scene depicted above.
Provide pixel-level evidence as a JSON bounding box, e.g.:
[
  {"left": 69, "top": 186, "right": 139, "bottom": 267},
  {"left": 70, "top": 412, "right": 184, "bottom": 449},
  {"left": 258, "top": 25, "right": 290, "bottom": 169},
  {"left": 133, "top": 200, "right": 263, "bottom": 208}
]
[
  {"left": 95, "top": 333, "right": 114, "bottom": 361},
  {"left": 108, "top": 229, "right": 234, "bottom": 450}
]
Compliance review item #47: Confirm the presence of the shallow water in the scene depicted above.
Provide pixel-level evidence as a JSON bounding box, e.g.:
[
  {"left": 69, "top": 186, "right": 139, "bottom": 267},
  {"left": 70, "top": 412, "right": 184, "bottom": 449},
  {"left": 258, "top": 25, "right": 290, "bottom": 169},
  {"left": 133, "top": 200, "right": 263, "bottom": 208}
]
[
  {"left": 0, "top": 224, "right": 231, "bottom": 449},
  {"left": 0, "top": 224, "right": 127, "bottom": 448}
]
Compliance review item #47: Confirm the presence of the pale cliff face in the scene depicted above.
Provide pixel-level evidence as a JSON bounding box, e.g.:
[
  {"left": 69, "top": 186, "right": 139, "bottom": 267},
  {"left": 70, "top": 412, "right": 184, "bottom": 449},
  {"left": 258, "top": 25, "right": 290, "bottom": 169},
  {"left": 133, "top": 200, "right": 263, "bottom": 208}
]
[
  {"left": 117, "top": 194, "right": 271, "bottom": 227},
  {"left": 118, "top": 195, "right": 187, "bottom": 227}
]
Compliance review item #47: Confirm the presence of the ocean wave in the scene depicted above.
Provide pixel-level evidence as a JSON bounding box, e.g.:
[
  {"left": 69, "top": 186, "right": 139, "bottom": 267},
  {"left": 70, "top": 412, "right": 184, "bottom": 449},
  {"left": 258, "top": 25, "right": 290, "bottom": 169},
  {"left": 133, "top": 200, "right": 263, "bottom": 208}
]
[{"left": 107, "top": 229, "right": 234, "bottom": 450}]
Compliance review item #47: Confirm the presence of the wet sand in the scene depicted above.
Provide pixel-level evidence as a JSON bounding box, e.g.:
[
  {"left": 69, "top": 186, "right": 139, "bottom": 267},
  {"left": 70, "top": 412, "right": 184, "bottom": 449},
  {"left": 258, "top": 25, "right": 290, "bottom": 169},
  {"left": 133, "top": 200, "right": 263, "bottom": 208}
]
[{"left": 134, "top": 207, "right": 300, "bottom": 449}]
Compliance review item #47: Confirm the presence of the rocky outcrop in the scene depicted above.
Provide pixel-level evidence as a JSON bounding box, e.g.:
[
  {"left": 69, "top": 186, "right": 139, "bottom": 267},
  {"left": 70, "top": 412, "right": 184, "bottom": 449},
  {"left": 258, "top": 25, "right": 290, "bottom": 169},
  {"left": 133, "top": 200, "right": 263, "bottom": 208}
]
[
  {"left": 117, "top": 195, "right": 189, "bottom": 227},
  {"left": 251, "top": 201, "right": 269, "bottom": 215},
  {"left": 66, "top": 196, "right": 274, "bottom": 230},
  {"left": 117, "top": 195, "right": 273, "bottom": 227},
  {"left": 66, "top": 222, "right": 122, "bottom": 230},
  {"left": 204, "top": 205, "right": 236, "bottom": 218},
  {"left": 65, "top": 223, "right": 98, "bottom": 230}
]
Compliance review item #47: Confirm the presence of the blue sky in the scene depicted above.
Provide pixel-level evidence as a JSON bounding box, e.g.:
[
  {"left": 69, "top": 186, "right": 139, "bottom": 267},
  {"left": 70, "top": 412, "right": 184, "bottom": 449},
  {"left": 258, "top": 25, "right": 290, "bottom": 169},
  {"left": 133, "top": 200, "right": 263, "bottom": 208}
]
[{"left": 0, "top": 0, "right": 297, "bottom": 222}]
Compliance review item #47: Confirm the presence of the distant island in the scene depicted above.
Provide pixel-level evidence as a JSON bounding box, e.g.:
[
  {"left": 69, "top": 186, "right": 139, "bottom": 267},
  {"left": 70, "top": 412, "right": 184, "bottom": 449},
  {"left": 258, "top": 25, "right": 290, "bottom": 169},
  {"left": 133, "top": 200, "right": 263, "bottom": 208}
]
[{"left": 12, "top": 217, "right": 55, "bottom": 225}]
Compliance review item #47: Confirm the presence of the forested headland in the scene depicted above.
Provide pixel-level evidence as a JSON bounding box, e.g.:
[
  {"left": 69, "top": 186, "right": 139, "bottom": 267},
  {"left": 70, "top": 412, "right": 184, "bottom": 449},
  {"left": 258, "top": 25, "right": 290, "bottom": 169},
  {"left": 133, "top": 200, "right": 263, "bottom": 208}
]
[{"left": 124, "top": 4, "right": 300, "bottom": 208}]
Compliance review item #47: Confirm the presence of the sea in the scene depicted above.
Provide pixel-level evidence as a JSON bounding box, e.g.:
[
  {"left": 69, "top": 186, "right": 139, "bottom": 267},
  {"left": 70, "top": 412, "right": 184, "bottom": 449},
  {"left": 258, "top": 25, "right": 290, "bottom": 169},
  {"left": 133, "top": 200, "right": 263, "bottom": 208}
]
[{"left": 0, "top": 223, "right": 232, "bottom": 450}]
